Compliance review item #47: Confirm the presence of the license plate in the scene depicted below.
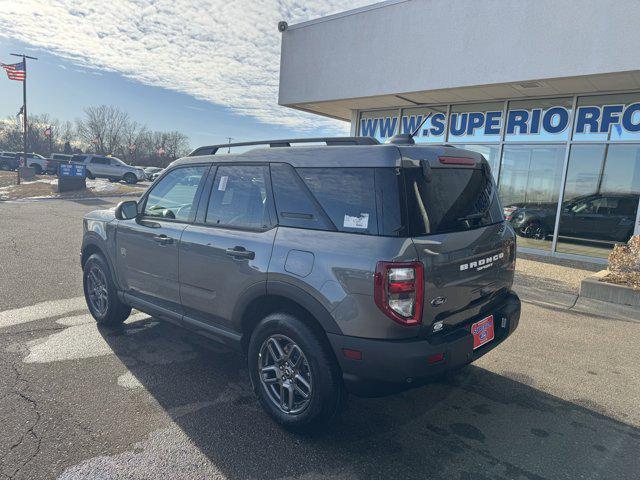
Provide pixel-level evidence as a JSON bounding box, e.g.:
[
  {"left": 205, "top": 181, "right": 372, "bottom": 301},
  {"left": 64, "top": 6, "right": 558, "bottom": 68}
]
[{"left": 471, "top": 315, "right": 494, "bottom": 350}]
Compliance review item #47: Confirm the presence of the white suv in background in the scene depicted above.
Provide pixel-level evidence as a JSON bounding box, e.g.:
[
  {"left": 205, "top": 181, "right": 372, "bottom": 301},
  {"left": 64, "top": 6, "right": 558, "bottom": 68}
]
[{"left": 71, "top": 155, "right": 146, "bottom": 184}]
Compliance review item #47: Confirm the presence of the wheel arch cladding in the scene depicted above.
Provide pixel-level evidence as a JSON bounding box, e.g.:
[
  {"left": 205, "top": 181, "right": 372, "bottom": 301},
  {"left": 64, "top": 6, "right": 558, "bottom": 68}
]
[{"left": 237, "top": 283, "right": 342, "bottom": 353}]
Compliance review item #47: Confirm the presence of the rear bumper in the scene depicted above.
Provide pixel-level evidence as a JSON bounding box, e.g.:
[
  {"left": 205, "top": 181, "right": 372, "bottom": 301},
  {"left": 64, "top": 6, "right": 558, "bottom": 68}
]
[{"left": 327, "top": 291, "right": 521, "bottom": 397}]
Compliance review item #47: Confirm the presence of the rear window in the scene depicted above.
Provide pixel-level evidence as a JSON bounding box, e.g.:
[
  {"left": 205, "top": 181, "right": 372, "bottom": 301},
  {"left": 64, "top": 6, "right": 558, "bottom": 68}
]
[
  {"left": 297, "top": 168, "right": 379, "bottom": 235},
  {"left": 404, "top": 166, "right": 503, "bottom": 236}
]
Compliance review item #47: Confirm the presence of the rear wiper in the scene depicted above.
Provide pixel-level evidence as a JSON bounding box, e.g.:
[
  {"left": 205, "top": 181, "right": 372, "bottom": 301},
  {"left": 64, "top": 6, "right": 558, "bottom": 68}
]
[{"left": 457, "top": 212, "right": 485, "bottom": 222}]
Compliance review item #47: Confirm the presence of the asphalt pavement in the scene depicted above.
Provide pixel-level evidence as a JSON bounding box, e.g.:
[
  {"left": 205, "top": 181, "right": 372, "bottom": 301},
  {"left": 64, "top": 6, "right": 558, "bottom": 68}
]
[{"left": 0, "top": 197, "right": 639, "bottom": 480}]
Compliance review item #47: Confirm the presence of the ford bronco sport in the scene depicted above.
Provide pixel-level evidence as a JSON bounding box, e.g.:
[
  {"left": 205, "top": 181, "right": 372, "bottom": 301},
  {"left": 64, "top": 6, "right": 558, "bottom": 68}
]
[{"left": 81, "top": 136, "right": 520, "bottom": 429}]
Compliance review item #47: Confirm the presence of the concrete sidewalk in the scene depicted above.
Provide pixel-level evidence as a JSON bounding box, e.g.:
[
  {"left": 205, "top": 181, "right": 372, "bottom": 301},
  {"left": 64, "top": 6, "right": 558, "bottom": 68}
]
[{"left": 513, "top": 253, "right": 640, "bottom": 322}]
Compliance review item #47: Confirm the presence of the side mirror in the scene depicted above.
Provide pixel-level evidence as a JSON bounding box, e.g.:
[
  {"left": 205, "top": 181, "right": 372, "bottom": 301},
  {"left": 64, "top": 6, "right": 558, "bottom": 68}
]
[{"left": 115, "top": 200, "right": 138, "bottom": 220}]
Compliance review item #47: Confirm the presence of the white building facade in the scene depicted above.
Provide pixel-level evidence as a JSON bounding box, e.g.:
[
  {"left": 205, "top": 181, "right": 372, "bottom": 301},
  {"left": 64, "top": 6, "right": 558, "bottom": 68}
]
[{"left": 278, "top": 0, "right": 640, "bottom": 262}]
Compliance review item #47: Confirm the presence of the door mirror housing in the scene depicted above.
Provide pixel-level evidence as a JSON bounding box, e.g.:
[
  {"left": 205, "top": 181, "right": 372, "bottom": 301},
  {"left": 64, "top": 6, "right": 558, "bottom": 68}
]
[{"left": 115, "top": 200, "right": 139, "bottom": 220}]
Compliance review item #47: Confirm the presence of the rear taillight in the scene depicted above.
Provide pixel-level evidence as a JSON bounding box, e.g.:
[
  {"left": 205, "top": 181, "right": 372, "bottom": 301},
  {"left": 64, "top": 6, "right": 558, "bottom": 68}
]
[{"left": 374, "top": 261, "right": 424, "bottom": 326}]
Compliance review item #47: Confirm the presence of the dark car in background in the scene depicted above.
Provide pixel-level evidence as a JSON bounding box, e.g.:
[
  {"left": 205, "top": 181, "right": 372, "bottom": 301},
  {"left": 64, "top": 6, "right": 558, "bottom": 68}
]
[
  {"left": 0, "top": 152, "right": 19, "bottom": 171},
  {"left": 505, "top": 193, "right": 639, "bottom": 245}
]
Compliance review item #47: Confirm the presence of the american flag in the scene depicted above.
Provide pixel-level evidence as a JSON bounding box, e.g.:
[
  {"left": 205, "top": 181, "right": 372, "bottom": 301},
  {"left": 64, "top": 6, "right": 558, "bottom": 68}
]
[{"left": 1, "top": 61, "right": 26, "bottom": 81}]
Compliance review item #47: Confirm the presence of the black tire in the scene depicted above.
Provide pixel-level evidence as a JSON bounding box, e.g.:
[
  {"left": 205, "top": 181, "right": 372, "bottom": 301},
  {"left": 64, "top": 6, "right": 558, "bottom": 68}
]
[
  {"left": 248, "top": 312, "right": 346, "bottom": 430},
  {"left": 520, "top": 221, "right": 547, "bottom": 240},
  {"left": 86, "top": 170, "right": 95, "bottom": 180},
  {"left": 33, "top": 164, "right": 43, "bottom": 175},
  {"left": 83, "top": 253, "right": 131, "bottom": 326},
  {"left": 123, "top": 173, "right": 137, "bottom": 184}
]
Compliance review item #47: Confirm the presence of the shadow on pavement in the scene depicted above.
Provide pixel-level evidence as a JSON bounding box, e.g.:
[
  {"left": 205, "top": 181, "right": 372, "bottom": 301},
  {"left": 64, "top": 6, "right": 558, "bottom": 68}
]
[
  {"left": 100, "top": 318, "right": 639, "bottom": 480},
  {"left": 69, "top": 198, "right": 114, "bottom": 206}
]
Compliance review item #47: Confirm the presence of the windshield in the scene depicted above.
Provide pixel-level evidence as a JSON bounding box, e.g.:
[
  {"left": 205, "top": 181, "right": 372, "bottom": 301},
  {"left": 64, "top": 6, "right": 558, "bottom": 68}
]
[{"left": 404, "top": 166, "right": 503, "bottom": 236}]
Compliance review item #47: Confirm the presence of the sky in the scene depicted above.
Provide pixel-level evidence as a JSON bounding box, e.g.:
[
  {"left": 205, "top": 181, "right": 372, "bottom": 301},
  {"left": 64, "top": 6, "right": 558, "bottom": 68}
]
[{"left": 0, "top": 1, "right": 371, "bottom": 150}]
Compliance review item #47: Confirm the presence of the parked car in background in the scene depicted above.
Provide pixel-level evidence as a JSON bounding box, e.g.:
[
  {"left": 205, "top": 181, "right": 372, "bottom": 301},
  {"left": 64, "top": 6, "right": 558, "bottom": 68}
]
[
  {"left": 15, "top": 153, "right": 49, "bottom": 175},
  {"left": 505, "top": 193, "right": 639, "bottom": 245},
  {"left": 47, "top": 153, "right": 74, "bottom": 175},
  {"left": 143, "top": 166, "right": 163, "bottom": 181},
  {"left": 0, "top": 152, "right": 19, "bottom": 171},
  {"left": 71, "top": 154, "right": 146, "bottom": 184}
]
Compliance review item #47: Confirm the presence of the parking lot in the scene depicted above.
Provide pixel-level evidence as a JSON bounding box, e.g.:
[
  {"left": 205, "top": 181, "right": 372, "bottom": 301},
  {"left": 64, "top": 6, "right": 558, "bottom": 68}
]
[{"left": 0, "top": 196, "right": 639, "bottom": 480}]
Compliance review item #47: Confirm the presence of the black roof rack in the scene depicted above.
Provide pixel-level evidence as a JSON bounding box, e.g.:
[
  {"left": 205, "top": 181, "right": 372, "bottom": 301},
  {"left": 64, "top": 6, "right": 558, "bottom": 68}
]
[{"left": 188, "top": 136, "right": 379, "bottom": 156}]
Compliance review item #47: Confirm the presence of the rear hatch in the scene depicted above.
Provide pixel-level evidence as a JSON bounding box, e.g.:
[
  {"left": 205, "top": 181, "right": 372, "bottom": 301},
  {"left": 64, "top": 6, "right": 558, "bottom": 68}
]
[{"left": 400, "top": 148, "right": 516, "bottom": 335}]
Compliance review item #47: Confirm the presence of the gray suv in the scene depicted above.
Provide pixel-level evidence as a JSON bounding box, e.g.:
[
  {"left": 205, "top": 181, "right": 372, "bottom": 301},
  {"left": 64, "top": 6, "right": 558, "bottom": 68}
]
[
  {"left": 72, "top": 154, "right": 146, "bottom": 184},
  {"left": 81, "top": 136, "right": 520, "bottom": 429}
]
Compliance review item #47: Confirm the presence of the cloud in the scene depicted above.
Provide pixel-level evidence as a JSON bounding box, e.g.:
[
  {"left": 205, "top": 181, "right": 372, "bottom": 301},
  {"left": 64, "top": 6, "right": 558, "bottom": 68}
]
[{"left": 0, "top": 1, "right": 371, "bottom": 131}]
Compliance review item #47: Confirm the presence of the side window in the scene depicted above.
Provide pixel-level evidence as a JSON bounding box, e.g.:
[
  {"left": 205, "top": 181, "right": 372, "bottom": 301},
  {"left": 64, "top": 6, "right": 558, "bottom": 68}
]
[
  {"left": 90, "top": 157, "right": 107, "bottom": 165},
  {"left": 297, "top": 168, "right": 379, "bottom": 235},
  {"left": 205, "top": 165, "right": 271, "bottom": 230},
  {"left": 270, "top": 163, "right": 332, "bottom": 230},
  {"left": 143, "top": 166, "right": 207, "bottom": 221}
]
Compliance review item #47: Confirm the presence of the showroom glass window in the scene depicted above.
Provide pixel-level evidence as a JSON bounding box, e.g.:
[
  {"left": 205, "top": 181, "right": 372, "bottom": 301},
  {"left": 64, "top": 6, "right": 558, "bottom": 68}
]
[
  {"left": 498, "top": 145, "right": 565, "bottom": 252},
  {"left": 557, "top": 143, "right": 640, "bottom": 258}
]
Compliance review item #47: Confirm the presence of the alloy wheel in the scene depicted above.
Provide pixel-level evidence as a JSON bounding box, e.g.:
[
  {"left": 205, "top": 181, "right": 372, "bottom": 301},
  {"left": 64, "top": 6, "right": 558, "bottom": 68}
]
[
  {"left": 87, "top": 265, "right": 109, "bottom": 316},
  {"left": 258, "top": 334, "right": 313, "bottom": 415}
]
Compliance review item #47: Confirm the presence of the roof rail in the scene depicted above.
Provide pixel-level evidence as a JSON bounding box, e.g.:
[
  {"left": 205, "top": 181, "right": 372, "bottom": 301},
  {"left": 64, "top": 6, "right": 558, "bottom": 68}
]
[{"left": 188, "top": 136, "right": 379, "bottom": 156}]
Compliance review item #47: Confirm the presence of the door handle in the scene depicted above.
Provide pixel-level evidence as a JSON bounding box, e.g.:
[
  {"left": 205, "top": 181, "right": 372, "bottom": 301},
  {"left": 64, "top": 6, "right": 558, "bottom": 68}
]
[
  {"left": 225, "top": 246, "right": 255, "bottom": 260},
  {"left": 153, "top": 234, "right": 173, "bottom": 245}
]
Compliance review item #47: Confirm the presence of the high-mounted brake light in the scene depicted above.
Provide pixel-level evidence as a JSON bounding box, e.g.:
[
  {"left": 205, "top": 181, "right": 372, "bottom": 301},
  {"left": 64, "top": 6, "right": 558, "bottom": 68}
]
[
  {"left": 374, "top": 261, "right": 424, "bottom": 326},
  {"left": 439, "top": 156, "right": 476, "bottom": 165}
]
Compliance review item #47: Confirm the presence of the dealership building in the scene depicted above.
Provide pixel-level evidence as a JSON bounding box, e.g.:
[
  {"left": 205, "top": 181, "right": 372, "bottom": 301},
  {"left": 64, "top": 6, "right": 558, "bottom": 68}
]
[{"left": 278, "top": 0, "right": 640, "bottom": 262}]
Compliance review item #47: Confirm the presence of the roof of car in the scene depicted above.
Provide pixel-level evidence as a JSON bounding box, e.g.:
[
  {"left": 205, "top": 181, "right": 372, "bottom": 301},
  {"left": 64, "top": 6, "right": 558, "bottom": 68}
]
[{"left": 172, "top": 143, "right": 485, "bottom": 169}]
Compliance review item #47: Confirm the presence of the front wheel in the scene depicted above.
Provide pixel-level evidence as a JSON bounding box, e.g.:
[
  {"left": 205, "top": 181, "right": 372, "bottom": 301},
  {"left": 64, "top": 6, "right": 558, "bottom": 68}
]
[
  {"left": 123, "top": 173, "right": 137, "bottom": 184},
  {"left": 33, "top": 164, "right": 43, "bottom": 175},
  {"left": 248, "top": 312, "right": 346, "bottom": 430},
  {"left": 83, "top": 253, "right": 131, "bottom": 326}
]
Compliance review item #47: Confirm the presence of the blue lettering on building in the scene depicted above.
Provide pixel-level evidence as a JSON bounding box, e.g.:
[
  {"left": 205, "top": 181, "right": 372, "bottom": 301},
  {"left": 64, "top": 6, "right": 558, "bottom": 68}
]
[
  {"left": 542, "top": 107, "right": 569, "bottom": 134},
  {"left": 449, "top": 113, "right": 467, "bottom": 136},
  {"left": 361, "top": 103, "right": 640, "bottom": 139},
  {"left": 506, "top": 110, "right": 529, "bottom": 134},
  {"left": 429, "top": 113, "right": 446, "bottom": 136},
  {"left": 484, "top": 111, "right": 502, "bottom": 135},
  {"left": 378, "top": 116, "right": 398, "bottom": 137},
  {"left": 622, "top": 103, "right": 640, "bottom": 132}
]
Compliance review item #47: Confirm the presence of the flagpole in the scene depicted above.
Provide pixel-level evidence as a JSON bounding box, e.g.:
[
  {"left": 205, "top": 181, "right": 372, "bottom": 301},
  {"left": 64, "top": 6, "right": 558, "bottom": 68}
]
[{"left": 10, "top": 53, "right": 37, "bottom": 185}]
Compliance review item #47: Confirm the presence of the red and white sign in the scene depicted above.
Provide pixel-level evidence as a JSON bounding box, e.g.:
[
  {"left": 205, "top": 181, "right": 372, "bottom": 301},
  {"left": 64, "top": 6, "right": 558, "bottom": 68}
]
[{"left": 471, "top": 315, "right": 495, "bottom": 350}]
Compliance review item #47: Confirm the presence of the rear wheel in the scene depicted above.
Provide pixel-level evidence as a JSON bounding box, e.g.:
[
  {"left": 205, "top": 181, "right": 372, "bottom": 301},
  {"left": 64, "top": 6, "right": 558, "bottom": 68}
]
[
  {"left": 248, "top": 312, "right": 346, "bottom": 430},
  {"left": 124, "top": 173, "right": 137, "bottom": 184},
  {"left": 86, "top": 170, "right": 95, "bottom": 180},
  {"left": 83, "top": 253, "right": 131, "bottom": 326}
]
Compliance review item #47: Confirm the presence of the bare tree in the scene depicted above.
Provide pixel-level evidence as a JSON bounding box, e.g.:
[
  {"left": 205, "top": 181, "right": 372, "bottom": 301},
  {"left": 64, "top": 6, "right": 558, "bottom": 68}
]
[{"left": 76, "top": 105, "right": 130, "bottom": 155}]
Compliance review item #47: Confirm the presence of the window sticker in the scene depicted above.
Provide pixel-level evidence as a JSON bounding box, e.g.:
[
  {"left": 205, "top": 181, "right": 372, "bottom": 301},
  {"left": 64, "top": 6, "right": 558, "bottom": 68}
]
[
  {"left": 343, "top": 213, "right": 369, "bottom": 229},
  {"left": 218, "top": 175, "right": 228, "bottom": 191}
]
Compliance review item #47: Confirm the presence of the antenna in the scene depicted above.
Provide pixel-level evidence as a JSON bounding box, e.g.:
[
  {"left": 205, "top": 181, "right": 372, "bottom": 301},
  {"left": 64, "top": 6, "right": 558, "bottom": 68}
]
[{"left": 410, "top": 112, "right": 432, "bottom": 139}]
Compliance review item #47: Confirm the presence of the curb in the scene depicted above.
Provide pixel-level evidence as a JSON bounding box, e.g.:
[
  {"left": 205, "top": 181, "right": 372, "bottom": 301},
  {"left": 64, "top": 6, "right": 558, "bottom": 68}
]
[{"left": 514, "top": 283, "right": 640, "bottom": 323}]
